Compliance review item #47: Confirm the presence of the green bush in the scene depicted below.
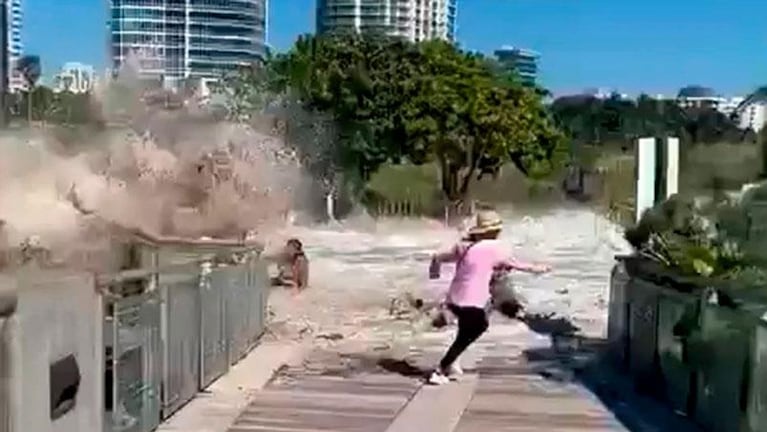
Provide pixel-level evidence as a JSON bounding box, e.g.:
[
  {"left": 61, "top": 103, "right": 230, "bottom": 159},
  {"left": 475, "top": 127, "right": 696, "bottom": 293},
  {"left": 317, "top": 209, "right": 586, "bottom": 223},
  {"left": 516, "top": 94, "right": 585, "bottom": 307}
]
[{"left": 680, "top": 142, "right": 762, "bottom": 192}]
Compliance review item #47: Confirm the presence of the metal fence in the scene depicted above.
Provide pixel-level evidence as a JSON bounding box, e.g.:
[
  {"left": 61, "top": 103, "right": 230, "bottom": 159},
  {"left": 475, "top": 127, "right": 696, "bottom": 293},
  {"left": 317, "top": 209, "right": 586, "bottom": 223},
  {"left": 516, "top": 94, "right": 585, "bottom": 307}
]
[
  {"left": 200, "top": 261, "right": 268, "bottom": 386},
  {"left": 0, "top": 243, "right": 267, "bottom": 432},
  {"left": 106, "top": 291, "right": 162, "bottom": 432},
  {"left": 161, "top": 269, "right": 201, "bottom": 418},
  {"left": 749, "top": 320, "right": 767, "bottom": 432},
  {"left": 0, "top": 276, "right": 14, "bottom": 432},
  {"left": 199, "top": 267, "right": 228, "bottom": 389}
]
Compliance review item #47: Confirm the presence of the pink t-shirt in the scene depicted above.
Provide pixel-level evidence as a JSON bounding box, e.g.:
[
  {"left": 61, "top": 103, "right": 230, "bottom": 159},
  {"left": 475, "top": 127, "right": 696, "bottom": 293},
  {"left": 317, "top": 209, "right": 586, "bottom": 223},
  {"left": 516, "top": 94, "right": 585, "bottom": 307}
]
[{"left": 437, "top": 239, "right": 533, "bottom": 308}]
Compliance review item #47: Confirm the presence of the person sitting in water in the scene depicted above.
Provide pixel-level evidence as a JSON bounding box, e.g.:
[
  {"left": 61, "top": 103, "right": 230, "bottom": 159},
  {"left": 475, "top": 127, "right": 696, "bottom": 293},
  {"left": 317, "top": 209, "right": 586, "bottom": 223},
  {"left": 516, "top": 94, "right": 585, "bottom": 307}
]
[{"left": 272, "top": 238, "right": 309, "bottom": 290}]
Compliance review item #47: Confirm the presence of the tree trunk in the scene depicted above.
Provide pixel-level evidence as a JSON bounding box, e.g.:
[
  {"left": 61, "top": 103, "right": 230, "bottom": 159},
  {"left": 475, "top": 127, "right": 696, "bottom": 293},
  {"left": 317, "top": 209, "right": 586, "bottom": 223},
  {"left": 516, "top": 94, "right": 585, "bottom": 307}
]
[
  {"left": 440, "top": 157, "right": 477, "bottom": 226},
  {"left": 27, "top": 89, "right": 32, "bottom": 123},
  {"left": 325, "top": 189, "right": 336, "bottom": 222}
]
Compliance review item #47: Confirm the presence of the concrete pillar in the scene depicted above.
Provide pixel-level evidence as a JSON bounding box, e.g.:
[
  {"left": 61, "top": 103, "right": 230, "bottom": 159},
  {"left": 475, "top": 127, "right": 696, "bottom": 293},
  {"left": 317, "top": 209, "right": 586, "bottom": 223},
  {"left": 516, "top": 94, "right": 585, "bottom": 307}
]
[
  {"left": 635, "top": 137, "right": 656, "bottom": 222},
  {"left": 635, "top": 136, "right": 680, "bottom": 222},
  {"left": 665, "top": 137, "right": 680, "bottom": 197}
]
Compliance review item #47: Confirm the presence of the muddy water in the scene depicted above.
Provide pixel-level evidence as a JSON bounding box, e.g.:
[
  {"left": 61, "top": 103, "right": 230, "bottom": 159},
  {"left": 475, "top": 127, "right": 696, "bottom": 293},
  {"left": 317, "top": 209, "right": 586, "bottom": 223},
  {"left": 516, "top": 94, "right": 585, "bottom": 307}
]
[{"left": 266, "top": 204, "right": 631, "bottom": 351}]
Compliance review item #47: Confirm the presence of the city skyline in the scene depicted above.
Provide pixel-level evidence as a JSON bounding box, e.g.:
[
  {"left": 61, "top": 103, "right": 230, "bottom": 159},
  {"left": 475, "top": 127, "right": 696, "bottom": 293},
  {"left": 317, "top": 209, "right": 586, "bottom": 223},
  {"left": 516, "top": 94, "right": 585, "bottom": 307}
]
[{"left": 21, "top": 0, "right": 767, "bottom": 96}]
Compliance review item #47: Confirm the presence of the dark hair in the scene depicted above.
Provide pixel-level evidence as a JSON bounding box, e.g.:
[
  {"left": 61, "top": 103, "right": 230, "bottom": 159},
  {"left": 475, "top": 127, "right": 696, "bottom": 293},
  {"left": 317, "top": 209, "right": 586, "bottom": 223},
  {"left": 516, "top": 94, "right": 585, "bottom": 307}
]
[{"left": 287, "top": 238, "right": 303, "bottom": 252}]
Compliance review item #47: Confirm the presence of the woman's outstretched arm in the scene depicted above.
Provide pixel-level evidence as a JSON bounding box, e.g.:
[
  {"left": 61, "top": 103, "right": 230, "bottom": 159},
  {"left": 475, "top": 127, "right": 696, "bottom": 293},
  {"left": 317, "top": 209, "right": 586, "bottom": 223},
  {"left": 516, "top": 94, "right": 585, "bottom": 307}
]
[{"left": 499, "top": 254, "right": 550, "bottom": 274}]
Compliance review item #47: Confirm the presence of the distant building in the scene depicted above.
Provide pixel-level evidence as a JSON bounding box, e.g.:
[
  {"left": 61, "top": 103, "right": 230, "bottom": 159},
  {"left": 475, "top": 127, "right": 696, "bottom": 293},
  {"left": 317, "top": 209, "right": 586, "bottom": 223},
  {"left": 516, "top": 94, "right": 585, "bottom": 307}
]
[
  {"left": 676, "top": 85, "right": 725, "bottom": 110},
  {"left": 732, "top": 88, "right": 767, "bottom": 132},
  {"left": 583, "top": 88, "right": 629, "bottom": 100},
  {"left": 7, "top": 0, "right": 22, "bottom": 92},
  {"left": 108, "top": 0, "right": 268, "bottom": 88},
  {"left": 717, "top": 96, "right": 744, "bottom": 116},
  {"left": 53, "top": 62, "right": 96, "bottom": 94},
  {"left": 316, "top": 0, "right": 457, "bottom": 42},
  {"left": 675, "top": 86, "right": 757, "bottom": 122},
  {"left": 494, "top": 46, "right": 539, "bottom": 86},
  {"left": 737, "top": 102, "right": 767, "bottom": 132}
]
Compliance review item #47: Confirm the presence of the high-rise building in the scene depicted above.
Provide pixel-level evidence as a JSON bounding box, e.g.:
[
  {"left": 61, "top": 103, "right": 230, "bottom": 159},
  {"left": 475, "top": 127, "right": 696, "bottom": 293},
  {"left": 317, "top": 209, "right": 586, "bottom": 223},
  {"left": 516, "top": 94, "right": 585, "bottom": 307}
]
[
  {"left": 494, "top": 46, "right": 539, "bottom": 87},
  {"left": 316, "top": 0, "right": 457, "bottom": 43},
  {"left": 7, "top": 0, "right": 22, "bottom": 92},
  {"left": 108, "top": 0, "right": 268, "bottom": 87}
]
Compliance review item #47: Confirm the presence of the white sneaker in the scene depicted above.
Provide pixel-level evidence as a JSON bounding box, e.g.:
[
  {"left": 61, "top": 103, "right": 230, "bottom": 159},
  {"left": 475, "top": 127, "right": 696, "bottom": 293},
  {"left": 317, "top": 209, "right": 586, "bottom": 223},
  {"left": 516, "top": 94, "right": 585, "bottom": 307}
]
[
  {"left": 445, "top": 363, "right": 463, "bottom": 380},
  {"left": 427, "top": 370, "right": 450, "bottom": 385}
]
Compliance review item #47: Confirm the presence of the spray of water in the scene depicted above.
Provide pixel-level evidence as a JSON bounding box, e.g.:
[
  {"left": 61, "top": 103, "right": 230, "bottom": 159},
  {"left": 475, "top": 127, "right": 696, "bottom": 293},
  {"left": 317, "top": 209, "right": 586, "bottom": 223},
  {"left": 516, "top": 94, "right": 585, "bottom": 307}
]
[{"left": 0, "top": 53, "right": 312, "bottom": 270}]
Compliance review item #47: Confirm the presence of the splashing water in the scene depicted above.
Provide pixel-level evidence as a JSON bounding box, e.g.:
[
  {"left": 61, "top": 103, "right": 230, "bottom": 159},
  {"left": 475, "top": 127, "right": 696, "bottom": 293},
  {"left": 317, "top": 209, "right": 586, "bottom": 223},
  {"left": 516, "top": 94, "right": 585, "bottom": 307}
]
[
  {"left": 0, "top": 53, "right": 309, "bottom": 269},
  {"left": 269, "top": 204, "right": 631, "bottom": 344}
]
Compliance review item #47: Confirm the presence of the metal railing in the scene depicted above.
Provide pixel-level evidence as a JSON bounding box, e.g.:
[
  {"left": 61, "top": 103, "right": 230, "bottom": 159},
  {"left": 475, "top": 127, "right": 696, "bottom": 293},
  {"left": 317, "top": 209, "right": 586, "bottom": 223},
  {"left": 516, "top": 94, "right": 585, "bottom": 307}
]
[
  {"left": 0, "top": 238, "right": 268, "bottom": 432},
  {"left": 102, "top": 243, "right": 268, "bottom": 431}
]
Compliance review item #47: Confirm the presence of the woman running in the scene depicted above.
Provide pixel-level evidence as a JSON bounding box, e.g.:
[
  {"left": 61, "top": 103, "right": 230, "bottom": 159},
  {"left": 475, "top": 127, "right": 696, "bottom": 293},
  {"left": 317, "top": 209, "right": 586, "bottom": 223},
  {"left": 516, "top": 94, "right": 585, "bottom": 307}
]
[{"left": 427, "top": 209, "right": 550, "bottom": 384}]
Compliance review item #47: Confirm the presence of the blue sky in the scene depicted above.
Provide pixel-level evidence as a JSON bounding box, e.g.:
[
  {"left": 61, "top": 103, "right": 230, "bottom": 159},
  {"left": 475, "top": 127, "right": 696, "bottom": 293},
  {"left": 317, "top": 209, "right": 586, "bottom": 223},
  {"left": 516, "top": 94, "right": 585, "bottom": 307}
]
[{"left": 24, "top": 0, "right": 767, "bottom": 96}]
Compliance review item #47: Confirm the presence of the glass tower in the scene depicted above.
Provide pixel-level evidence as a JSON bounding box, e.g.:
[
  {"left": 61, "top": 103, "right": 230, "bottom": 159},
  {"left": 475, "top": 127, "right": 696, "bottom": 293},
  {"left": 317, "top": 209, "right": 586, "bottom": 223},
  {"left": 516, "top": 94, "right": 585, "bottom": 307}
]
[{"left": 109, "top": 0, "right": 267, "bottom": 86}]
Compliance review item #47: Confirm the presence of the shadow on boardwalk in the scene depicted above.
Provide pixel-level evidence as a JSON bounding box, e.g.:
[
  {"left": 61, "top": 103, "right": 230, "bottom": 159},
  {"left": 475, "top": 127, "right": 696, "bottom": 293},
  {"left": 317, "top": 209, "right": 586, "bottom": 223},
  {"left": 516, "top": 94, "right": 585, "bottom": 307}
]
[{"left": 519, "top": 315, "right": 703, "bottom": 432}]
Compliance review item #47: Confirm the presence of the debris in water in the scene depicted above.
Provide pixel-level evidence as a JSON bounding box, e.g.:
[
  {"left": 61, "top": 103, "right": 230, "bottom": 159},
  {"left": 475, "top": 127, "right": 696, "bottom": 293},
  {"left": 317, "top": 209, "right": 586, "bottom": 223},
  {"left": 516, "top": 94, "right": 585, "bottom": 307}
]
[{"left": 317, "top": 332, "right": 344, "bottom": 341}]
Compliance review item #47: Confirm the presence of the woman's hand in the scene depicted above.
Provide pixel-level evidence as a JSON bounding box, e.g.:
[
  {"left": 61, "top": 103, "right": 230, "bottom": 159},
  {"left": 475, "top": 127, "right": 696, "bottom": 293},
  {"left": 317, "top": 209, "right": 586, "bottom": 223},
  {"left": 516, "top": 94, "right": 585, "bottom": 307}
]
[{"left": 532, "top": 264, "right": 551, "bottom": 274}]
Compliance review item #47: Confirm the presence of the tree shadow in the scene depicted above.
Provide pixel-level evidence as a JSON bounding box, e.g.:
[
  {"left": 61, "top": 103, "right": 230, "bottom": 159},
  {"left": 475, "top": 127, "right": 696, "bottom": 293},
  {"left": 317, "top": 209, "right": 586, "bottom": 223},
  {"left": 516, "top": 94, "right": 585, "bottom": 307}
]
[{"left": 520, "top": 330, "right": 703, "bottom": 432}]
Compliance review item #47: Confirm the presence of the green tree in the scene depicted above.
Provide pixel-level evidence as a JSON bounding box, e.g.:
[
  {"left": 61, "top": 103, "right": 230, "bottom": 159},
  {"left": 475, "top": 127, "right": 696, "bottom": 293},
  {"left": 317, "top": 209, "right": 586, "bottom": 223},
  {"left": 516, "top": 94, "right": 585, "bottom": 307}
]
[
  {"left": 271, "top": 32, "right": 424, "bottom": 182},
  {"left": 226, "top": 33, "right": 565, "bottom": 213},
  {"left": 551, "top": 92, "right": 747, "bottom": 149},
  {"left": 15, "top": 55, "right": 41, "bottom": 123},
  {"left": 403, "top": 40, "right": 564, "bottom": 209}
]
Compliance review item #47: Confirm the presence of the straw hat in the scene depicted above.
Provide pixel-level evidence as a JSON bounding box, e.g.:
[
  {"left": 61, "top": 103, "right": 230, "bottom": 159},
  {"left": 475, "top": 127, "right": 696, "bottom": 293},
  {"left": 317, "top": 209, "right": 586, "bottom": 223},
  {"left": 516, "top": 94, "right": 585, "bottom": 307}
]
[{"left": 467, "top": 209, "right": 503, "bottom": 235}]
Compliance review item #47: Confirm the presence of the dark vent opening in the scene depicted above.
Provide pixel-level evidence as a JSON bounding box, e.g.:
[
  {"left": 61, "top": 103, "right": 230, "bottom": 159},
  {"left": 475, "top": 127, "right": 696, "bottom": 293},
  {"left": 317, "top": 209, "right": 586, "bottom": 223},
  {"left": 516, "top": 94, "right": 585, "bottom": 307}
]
[{"left": 50, "top": 354, "right": 81, "bottom": 420}]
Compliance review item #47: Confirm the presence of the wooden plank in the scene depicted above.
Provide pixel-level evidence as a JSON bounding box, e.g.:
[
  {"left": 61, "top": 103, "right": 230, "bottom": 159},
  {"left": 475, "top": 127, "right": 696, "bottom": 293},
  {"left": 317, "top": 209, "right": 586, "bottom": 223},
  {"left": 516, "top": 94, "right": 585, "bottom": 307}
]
[
  {"left": 454, "top": 351, "right": 625, "bottom": 432},
  {"left": 228, "top": 373, "right": 421, "bottom": 432},
  {"left": 385, "top": 375, "right": 477, "bottom": 432}
]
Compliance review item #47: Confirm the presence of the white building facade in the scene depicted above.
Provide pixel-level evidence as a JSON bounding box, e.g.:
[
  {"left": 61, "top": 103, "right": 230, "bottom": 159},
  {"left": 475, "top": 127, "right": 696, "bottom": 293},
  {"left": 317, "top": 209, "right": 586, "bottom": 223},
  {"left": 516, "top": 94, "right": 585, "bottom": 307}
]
[
  {"left": 317, "top": 0, "right": 457, "bottom": 42},
  {"left": 7, "top": 0, "right": 22, "bottom": 92},
  {"left": 736, "top": 101, "right": 767, "bottom": 132},
  {"left": 53, "top": 62, "right": 96, "bottom": 94}
]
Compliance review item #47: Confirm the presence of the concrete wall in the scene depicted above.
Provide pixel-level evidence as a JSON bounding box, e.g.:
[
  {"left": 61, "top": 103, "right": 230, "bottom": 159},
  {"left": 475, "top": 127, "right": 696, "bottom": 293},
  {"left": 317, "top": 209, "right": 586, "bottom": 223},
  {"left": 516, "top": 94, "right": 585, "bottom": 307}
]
[{"left": 7, "top": 270, "right": 103, "bottom": 432}]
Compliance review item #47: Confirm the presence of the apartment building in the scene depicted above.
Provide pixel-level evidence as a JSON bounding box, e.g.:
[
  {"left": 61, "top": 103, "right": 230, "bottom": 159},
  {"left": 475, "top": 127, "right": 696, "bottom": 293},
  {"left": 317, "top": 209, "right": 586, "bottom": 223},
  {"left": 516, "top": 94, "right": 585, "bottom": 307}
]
[
  {"left": 7, "top": 0, "right": 22, "bottom": 92},
  {"left": 494, "top": 46, "right": 539, "bottom": 86},
  {"left": 53, "top": 62, "right": 96, "bottom": 94},
  {"left": 317, "top": 0, "right": 457, "bottom": 42},
  {"left": 108, "top": 0, "right": 268, "bottom": 88}
]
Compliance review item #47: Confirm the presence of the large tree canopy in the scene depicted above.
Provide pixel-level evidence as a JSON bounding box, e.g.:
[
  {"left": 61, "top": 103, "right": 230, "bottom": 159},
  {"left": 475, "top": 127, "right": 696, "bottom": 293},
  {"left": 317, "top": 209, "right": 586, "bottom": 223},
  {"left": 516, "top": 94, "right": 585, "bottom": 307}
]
[
  {"left": 221, "top": 33, "right": 565, "bottom": 208},
  {"left": 402, "top": 40, "right": 564, "bottom": 202}
]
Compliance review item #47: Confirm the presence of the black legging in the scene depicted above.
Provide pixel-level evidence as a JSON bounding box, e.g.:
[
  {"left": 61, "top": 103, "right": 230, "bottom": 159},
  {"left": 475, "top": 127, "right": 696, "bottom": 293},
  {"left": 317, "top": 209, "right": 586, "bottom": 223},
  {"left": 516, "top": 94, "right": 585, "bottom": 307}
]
[{"left": 439, "top": 304, "right": 489, "bottom": 371}]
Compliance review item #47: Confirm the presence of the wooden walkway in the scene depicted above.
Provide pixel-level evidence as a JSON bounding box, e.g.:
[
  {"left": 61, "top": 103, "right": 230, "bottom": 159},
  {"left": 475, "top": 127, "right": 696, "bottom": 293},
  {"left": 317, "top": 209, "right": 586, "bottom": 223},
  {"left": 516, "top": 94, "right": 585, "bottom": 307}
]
[
  {"left": 454, "top": 353, "right": 625, "bottom": 432},
  {"left": 229, "top": 373, "right": 421, "bottom": 432},
  {"left": 226, "top": 323, "right": 665, "bottom": 432}
]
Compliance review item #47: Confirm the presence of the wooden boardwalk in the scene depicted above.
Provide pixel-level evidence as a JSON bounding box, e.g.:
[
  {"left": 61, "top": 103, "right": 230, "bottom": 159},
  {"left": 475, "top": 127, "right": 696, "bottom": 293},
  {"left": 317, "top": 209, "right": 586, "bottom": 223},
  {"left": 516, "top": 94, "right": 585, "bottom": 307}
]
[
  {"left": 226, "top": 323, "right": 679, "bottom": 432},
  {"left": 229, "top": 373, "right": 421, "bottom": 432},
  {"left": 454, "top": 353, "right": 625, "bottom": 432}
]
